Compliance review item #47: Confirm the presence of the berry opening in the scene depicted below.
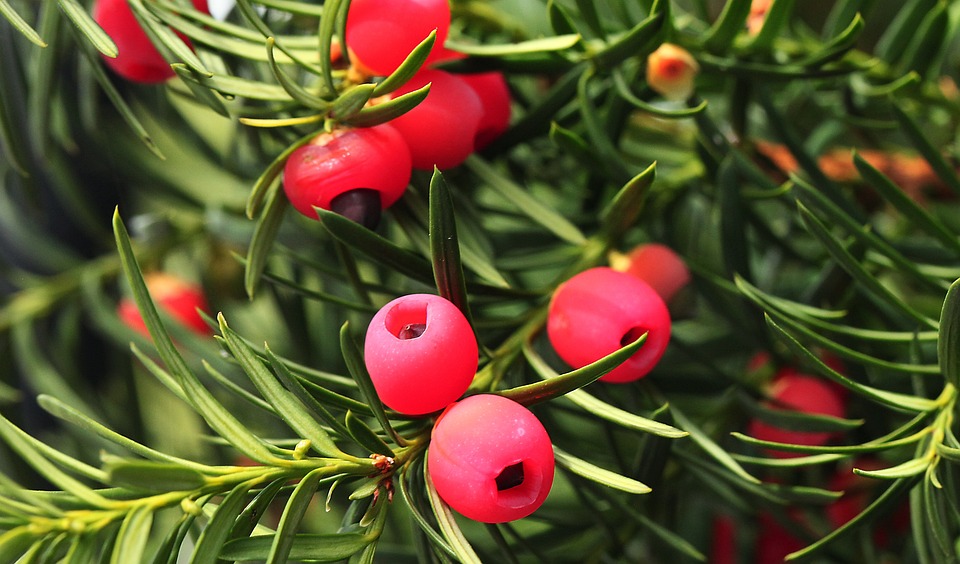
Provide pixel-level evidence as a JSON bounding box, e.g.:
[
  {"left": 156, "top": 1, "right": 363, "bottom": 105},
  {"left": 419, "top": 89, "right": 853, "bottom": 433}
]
[
  {"left": 398, "top": 323, "right": 427, "bottom": 339},
  {"left": 330, "top": 188, "right": 382, "bottom": 229},
  {"left": 495, "top": 462, "right": 525, "bottom": 491},
  {"left": 620, "top": 326, "right": 648, "bottom": 347},
  {"left": 385, "top": 301, "right": 428, "bottom": 339},
  {"left": 495, "top": 460, "right": 541, "bottom": 509}
]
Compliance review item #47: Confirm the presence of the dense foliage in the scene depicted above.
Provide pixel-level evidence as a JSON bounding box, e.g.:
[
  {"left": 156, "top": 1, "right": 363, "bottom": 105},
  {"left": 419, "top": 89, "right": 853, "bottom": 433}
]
[{"left": 3, "top": 0, "right": 960, "bottom": 562}]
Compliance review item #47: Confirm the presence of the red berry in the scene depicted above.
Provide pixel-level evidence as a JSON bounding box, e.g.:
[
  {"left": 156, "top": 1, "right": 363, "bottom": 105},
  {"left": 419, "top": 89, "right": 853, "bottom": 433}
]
[
  {"left": 117, "top": 273, "right": 212, "bottom": 336},
  {"left": 619, "top": 243, "right": 691, "bottom": 304},
  {"left": 755, "top": 511, "right": 805, "bottom": 564},
  {"left": 430, "top": 48, "right": 512, "bottom": 150},
  {"left": 427, "top": 394, "right": 554, "bottom": 523},
  {"left": 389, "top": 69, "right": 483, "bottom": 170},
  {"left": 93, "top": 0, "right": 209, "bottom": 83},
  {"left": 825, "top": 458, "right": 910, "bottom": 546},
  {"left": 746, "top": 370, "right": 846, "bottom": 458},
  {"left": 282, "top": 124, "right": 412, "bottom": 225},
  {"left": 460, "top": 72, "right": 512, "bottom": 150},
  {"left": 363, "top": 294, "right": 478, "bottom": 415},
  {"left": 547, "top": 267, "right": 672, "bottom": 383},
  {"left": 345, "top": 0, "right": 450, "bottom": 77},
  {"left": 709, "top": 514, "right": 738, "bottom": 564}
]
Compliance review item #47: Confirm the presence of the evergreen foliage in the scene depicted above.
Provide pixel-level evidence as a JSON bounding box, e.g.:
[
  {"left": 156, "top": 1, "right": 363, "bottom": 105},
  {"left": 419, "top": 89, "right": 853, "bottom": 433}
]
[{"left": 2, "top": 0, "right": 960, "bottom": 561}]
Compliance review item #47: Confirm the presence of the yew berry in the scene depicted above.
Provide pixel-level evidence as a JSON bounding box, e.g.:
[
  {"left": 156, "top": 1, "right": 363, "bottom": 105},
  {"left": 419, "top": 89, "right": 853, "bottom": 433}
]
[
  {"left": 117, "top": 273, "right": 212, "bottom": 336},
  {"left": 345, "top": 0, "right": 450, "bottom": 77},
  {"left": 427, "top": 394, "right": 554, "bottom": 523},
  {"left": 389, "top": 69, "right": 483, "bottom": 170},
  {"left": 755, "top": 511, "right": 805, "bottom": 564},
  {"left": 363, "top": 294, "right": 478, "bottom": 415},
  {"left": 646, "top": 43, "right": 699, "bottom": 101},
  {"left": 282, "top": 124, "right": 412, "bottom": 228},
  {"left": 460, "top": 71, "right": 512, "bottom": 150},
  {"left": 93, "top": 0, "right": 210, "bottom": 83},
  {"left": 547, "top": 267, "right": 671, "bottom": 383},
  {"left": 430, "top": 49, "right": 512, "bottom": 150},
  {"left": 709, "top": 514, "right": 737, "bottom": 564},
  {"left": 746, "top": 370, "right": 846, "bottom": 458},
  {"left": 616, "top": 243, "right": 691, "bottom": 304},
  {"left": 826, "top": 459, "right": 911, "bottom": 545}
]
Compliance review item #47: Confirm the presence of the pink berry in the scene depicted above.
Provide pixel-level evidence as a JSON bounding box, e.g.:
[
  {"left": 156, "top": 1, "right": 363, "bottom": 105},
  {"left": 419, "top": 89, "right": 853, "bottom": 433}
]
[
  {"left": 93, "top": 0, "right": 209, "bottom": 83},
  {"left": 428, "top": 394, "right": 554, "bottom": 523},
  {"left": 282, "top": 124, "right": 412, "bottom": 227},
  {"left": 117, "top": 273, "right": 212, "bottom": 336},
  {"left": 620, "top": 243, "right": 691, "bottom": 304},
  {"left": 746, "top": 370, "right": 846, "bottom": 458},
  {"left": 345, "top": 0, "right": 450, "bottom": 77},
  {"left": 363, "top": 294, "right": 478, "bottom": 415},
  {"left": 389, "top": 69, "right": 483, "bottom": 170},
  {"left": 547, "top": 267, "right": 672, "bottom": 383}
]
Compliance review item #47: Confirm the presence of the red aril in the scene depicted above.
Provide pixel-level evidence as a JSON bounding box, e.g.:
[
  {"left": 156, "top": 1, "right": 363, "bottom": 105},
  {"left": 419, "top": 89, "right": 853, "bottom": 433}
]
[
  {"left": 345, "top": 0, "right": 451, "bottom": 77},
  {"left": 389, "top": 69, "right": 482, "bottom": 170},
  {"left": 547, "top": 267, "right": 671, "bottom": 383},
  {"left": 117, "top": 273, "right": 212, "bottom": 336},
  {"left": 282, "top": 124, "right": 412, "bottom": 228},
  {"left": 427, "top": 394, "right": 554, "bottom": 523},
  {"left": 746, "top": 370, "right": 846, "bottom": 458},
  {"left": 618, "top": 243, "right": 691, "bottom": 304},
  {"left": 363, "top": 294, "right": 478, "bottom": 415},
  {"left": 93, "top": 0, "right": 210, "bottom": 83}
]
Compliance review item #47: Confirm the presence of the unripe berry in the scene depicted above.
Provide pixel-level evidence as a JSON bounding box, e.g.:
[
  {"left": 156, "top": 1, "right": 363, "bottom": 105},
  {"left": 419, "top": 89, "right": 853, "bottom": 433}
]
[
  {"left": 389, "top": 69, "right": 483, "bottom": 170},
  {"left": 282, "top": 124, "right": 412, "bottom": 227},
  {"left": 646, "top": 43, "right": 699, "bottom": 101},
  {"left": 345, "top": 0, "right": 451, "bottom": 77},
  {"left": 547, "top": 267, "right": 671, "bottom": 383},
  {"left": 428, "top": 394, "right": 554, "bottom": 523},
  {"left": 615, "top": 243, "right": 691, "bottom": 304},
  {"left": 117, "top": 273, "right": 212, "bottom": 336},
  {"left": 93, "top": 0, "right": 210, "bottom": 83},
  {"left": 363, "top": 294, "right": 478, "bottom": 415},
  {"left": 746, "top": 370, "right": 846, "bottom": 458},
  {"left": 747, "top": 0, "right": 773, "bottom": 36}
]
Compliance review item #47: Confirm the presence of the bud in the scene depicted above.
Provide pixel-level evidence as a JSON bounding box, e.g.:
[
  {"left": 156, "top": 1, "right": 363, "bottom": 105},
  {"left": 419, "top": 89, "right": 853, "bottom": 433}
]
[
  {"left": 645, "top": 43, "right": 699, "bottom": 101},
  {"left": 747, "top": 0, "right": 773, "bottom": 36}
]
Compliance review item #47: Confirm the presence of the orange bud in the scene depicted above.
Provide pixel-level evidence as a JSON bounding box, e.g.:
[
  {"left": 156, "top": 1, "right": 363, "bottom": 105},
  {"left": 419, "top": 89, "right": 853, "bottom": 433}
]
[
  {"left": 646, "top": 43, "right": 699, "bottom": 101},
  {"left": 747, "top": 0, "right": 773, "bottom": 35}
]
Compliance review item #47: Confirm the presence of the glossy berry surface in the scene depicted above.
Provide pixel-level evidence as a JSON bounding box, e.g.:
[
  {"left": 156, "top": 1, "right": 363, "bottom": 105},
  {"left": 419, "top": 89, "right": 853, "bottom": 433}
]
[
  {"left": 646, "top": 43, "right": 699, "bottom": 101},
  {"left": 389, "top": 69, "right": 483, "bottom": 170},
  {"left": 345, "top": 0, "right": 450, "bottom": 76},
  {"left": 460, "top": 71, "right": 512, "bottom": 150},
  {"left": 746, "top": 370, "right": 846, "bottom": 458},
  {"left": 117, "top": 273, "right": 212, "bottom": 336},
  {"left": 282, "top": 124, "right": 412, "bottom": 223},
  {"left": 620, "top": 243, "right": 691, "bottom": 304},
  {"left": 428, "top": 394, "right": 554, "bottom": 523},
  {"left": 430, "top": 48, "right": 512, "bottom": 150},
  {"left": 363, "top": 294, "right": 477, "bottom": 415},
  {"left": 547, "top": 267, "right": 671, "bottom": 383},
  {"left": 93, "top": 0, "right": 209, "bottom": 83}
]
